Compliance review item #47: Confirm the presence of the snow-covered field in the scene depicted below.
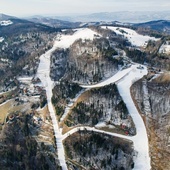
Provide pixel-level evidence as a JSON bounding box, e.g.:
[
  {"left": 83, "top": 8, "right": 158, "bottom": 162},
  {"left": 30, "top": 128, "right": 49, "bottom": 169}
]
[
  {"left": 0, "top": 20, "right": 13, "bottom": 26},
  {"left": 102, "top": 26, "right": 159, "bottom": 47},
  {"left": 56, "top": 28, "right": 100, "bottom": 49}
]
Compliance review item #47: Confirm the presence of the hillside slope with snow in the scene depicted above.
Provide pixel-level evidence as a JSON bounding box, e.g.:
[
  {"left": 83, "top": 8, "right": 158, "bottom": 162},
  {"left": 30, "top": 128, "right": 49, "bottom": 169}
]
[
  {"left": 37, "top": 26, "right": 152, "bottom": 169},
  {"left": 1, "top": 20, "right": 167, "bottom": 169},
  {"left": 55, "top": 28, "right": 100, "bottom": 49},
  {"left": 36, "top": 28, "right": 102, "bottom": 170},
  {"left": 102, "top": 26, "right": 159, "bottom": 47}
]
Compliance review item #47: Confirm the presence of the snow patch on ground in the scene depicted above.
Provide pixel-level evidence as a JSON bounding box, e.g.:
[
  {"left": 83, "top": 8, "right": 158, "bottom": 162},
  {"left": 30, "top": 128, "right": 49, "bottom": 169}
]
[
  {"left": 17, "top": 76, "right": 33, "bottom": 84},
  {"left": 142, "top": 80, "right": 152, "bottom": 116},
  {"left": 0, "top": 37, "right": 4, "bottom": 43},
  {"left": 102, "top": 26, "right": 159, "bottom": 47},
  {"left": 60, "top": 89, "right": 86, "bottom": 123},
  {"left": 0, "top": 20, "right": 13, "bottom": 26},
  {"left": 95, "top": 122, "right": 106, "bottom": 128},
  {"left": 159, "top": 41, "right": 170, "bottom": 54},
  {"left": 95, "top": 122, "right": 107, "bottom": 128}
]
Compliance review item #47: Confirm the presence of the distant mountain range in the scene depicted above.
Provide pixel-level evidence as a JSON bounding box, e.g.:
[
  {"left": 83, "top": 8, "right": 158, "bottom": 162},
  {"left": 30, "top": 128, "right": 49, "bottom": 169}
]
[
  {"left": 0, "top": 14, "right": 59, "bottom": 37},
  {"left": 25, "top": 15, "right": 170, "bottom": 34},
  {"left": 1, "top": 13, "right": 170, "bottom": 34},
  {"left": 0, "top": 13, "right": 16, "bottom": 21},
  {"left": 26, "top": 16, "right": 81, "bottom": 28},
  {"left": 52, "top": 11, "right": 170, "bottom": 23},
  {"left": 134, "top": 20, "right": 170, "bottom": 33}
]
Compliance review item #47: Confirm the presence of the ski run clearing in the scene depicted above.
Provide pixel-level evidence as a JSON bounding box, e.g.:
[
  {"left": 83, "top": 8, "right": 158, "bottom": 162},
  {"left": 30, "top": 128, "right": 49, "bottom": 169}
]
[
  {"left": 37, "top": 28, "right": 101, "bottom": 170},
  {"left": 36, "top": 27, "right": 152, "bottom": 170},
  {"left": 102, "top": 26, "right": 159, "bottom": 47}
]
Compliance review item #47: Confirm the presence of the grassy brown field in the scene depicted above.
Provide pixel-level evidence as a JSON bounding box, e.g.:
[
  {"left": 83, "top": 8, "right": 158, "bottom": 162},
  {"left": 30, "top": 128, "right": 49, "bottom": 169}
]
[
  {"left": 153, "top": 72, "right": 170, "bottom": 83},
  {"left": 36, "top": 105, "right": 49, "bottom": 121},
  {"left": 0, "top": 100, "right": 13, "bottom": 124}
]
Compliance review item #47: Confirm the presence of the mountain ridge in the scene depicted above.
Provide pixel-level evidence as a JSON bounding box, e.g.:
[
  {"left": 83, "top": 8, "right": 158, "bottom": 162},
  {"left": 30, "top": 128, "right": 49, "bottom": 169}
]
[
  {"left": 0, "top": 13, "right": 17, "bottom": 21},
  {"left": 134, "top": 20, "right": 170, "bottom": 33},
  {"left": 1, "top": 13, "right": 170, "bottom": 34},
  {"left": 50, "top": 11, "right": 170, "bottom": 23}
]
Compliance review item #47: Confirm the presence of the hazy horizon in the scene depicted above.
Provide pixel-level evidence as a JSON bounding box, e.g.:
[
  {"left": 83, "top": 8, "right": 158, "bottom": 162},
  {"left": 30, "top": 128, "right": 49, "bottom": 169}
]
[{"left": 0, "top": 0, "right": 170, "bottom": 17}]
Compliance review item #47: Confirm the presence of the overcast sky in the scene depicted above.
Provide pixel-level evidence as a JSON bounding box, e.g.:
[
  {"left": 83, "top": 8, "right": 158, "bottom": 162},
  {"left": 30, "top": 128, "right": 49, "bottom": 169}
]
[{"left": 0, "top": 0, "right": 170, "bottom": 17}]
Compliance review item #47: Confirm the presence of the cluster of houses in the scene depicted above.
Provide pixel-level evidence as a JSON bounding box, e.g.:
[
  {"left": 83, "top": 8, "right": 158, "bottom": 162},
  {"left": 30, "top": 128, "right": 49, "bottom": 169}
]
[
  {"left": 6, "top": 114, "right": 20, "bottom": 124},
  {"left": 18, "top": 77, "right": 45, "bottom": 97}
]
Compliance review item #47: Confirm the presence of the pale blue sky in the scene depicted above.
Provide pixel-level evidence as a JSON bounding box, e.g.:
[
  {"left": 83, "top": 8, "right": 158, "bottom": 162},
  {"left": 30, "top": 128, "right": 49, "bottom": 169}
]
[{"left": 0, "top": 0, "right": 169, "bottom": 17}]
